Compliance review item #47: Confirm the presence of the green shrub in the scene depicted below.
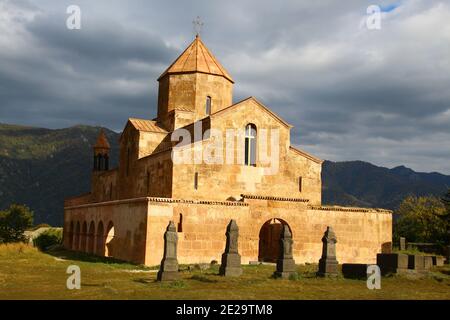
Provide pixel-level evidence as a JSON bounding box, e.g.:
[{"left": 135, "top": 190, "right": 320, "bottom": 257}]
[
  {"left": 0, "top": 204, "right": 34, "bottom": 243},
  {"left": 29, "top": 223, "right": 51, "bottom": 231},
  {"left": 33, "top": 228, "right": 62, "bottom": 251},
  {"left": 289, "top": 273, "right": 300, "bottom": 281}
]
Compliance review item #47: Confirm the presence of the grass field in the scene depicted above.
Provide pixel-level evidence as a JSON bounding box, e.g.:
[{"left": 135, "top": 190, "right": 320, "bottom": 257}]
[{"left": 0, "top": 243, "right": 449, "bottom": 300}]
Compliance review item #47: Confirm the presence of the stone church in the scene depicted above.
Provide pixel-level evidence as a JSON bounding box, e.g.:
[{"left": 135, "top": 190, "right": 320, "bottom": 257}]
[{"left": 63, "top": 36, "right": 392, "bottom": 266}]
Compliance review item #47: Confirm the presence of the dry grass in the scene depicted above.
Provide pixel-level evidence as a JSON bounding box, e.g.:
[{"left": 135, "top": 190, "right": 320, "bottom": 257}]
[{"left": 0, "top": 244, "right": 449, "bottom": 300}]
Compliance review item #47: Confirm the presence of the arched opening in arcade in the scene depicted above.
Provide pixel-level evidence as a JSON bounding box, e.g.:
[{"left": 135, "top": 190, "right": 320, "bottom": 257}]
[
  {"left": 73, "top": 221, "right": 81, "bottom": 251},
  {"left": 80, "top": 221, "right": 87, "bottom": 252},
  {"left": 96, "top": 221, "right": 105, "bottom": 256},
  {"left": 105, "top": 221, "right": 115, "bottom": 258},
  {"left": 87, "top": 221, "right": 95, "bottom": 254}
]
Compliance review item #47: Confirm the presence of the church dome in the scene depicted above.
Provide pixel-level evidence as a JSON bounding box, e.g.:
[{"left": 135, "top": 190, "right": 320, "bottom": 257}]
[
  {"left": 158, "top": 35, "right": 234, "bottom": 83},
  {"left": 94, "top": 129, "right": 110, "bottom": 150}
]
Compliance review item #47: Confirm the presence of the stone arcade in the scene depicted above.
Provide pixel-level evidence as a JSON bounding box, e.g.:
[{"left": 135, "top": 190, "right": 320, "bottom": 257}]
[{"left": 63, "top": 35, "right": 392, "bottom": 266}]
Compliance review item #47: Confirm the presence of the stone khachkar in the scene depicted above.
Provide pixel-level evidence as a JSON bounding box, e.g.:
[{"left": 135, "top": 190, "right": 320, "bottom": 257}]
[
  {"left": 317, "top": 226, "right": 339, "bottom": 277},
  {"left": 399, "top": 237, "right": 406, "bottom": 251},
  {"left": 273, "top": 224, "right": 297, "bottom": 279},
  {"left": 219, "top": 220, "right": 243, "bottom": 277},
  {"left": 157, "top": 221, "right": 179, "bottom": 281}
]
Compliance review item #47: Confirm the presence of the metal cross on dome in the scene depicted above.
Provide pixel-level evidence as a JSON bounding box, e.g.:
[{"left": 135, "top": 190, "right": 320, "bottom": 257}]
[{"left": 193, "top": 16, "right": 204, "bottom": 36}]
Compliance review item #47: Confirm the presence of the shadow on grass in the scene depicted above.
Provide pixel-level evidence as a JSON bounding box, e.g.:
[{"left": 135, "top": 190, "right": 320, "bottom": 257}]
[
  {"left": 44, "top": 248, "right": 147, "bottom": 268},
  {"left": 133, "top": 278, "right": 153, "bottom": 284},
  {"left": 190, "top": 275, "right": 218, "bottom": 283},
  {"left": 82, "top": 282, "right": 107, "bottom": 287},
  {"left": 439, "top": 269, "right": 450, "bottom": 276}
]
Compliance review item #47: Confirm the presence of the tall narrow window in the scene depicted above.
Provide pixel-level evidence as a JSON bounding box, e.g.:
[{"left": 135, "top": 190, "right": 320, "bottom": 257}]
[
  {"left": 298, "top": 177, "right": 303, "bottom": 192},
  {"left": 244, "top": 124, "right": 257, "bottom": 166},
  {"left": 178, "top": 214, "right": 183, "bottom": 233},
  {"left": 98, "top": 154, "right": 104, "bottom": 170},
  {"left": 126, "top": 148, "right": 130, "bottom": 176},
  {"left": 194, "top": 172, "right": 199, "bottom": 190},
  {"left": 205, "top": 96, "right": 212, "bottom": 115},
  {"left": 104, "top": 154, "right": 109, "bottom": 170}
]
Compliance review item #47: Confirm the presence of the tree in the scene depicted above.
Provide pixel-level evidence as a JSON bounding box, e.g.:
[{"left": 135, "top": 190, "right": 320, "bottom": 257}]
[
  {"left": 0, "top": 204, "right": 34, "bottom": 243},
  {"left": 440, "top": 189, "right": 450, "bottom": 243},
  {"left": 394, "top": 196, "right": 447, "bottom": 244},
  {"left": 442, "top": 189, "right": 450, "bottom": 214}
]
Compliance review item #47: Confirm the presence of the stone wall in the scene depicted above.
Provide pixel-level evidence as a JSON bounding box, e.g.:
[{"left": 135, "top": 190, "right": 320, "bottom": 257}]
[
  {"left": 64, "top": 198, "right": 149, "bottom": 264},
  {"left": 64, "top": 197, "right": 392, "bottom": 266},
  {"left": 144, "top": 197, "right": 392, "bottom": 266},
  {"left": 157, "top": 73, "right": 233, "bottom": 131},
  {"left": 91, "top": 169, "right": 117, "bottom": 203},
  {"left": 171, "top": 98, "right": 323, "bottom": 204},
  {"left": 137, "top": 130, "right": 169, "bottom": 159}
]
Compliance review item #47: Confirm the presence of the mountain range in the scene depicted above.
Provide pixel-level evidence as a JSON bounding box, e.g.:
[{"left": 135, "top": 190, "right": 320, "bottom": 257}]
[{"left": 0, "top": 123, "right": 449, "bottom": 226}]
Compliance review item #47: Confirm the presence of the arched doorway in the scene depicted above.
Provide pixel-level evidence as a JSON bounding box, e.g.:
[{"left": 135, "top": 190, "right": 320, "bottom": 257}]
[
  {"left": 105, "top": 222, "right": 115, "bottom": 257},
  {"left": 96, "top": 221, "right": 104, "bottom": 256},
  {"left": 258, "top": 218, "right": 292, "bottom": 262},
  {"left": 73, "top": 221, "right": 81, "bottom": 251},
  {"left": 80, "top": 222, "right": 87, "bottom": 252},
  {"left": 87, "top": 221, "right": 95, "bottom": 254}
]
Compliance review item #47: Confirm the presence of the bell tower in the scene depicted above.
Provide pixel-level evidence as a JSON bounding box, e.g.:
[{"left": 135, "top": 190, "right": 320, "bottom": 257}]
[
  {"left": 93, "top": 129, "right": 110, "bottom": 171},
  {"left": 156, "top": 35, "right": 234, "bottom": 131}
]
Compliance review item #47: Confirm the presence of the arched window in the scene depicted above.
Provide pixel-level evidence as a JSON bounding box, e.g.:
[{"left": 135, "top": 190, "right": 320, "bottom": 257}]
[
  {"left": 245, "top": 124, "right": 257, "bottom": 166},
  {"left": 205, "top": 96, "right": 212, "bottom": 115}
]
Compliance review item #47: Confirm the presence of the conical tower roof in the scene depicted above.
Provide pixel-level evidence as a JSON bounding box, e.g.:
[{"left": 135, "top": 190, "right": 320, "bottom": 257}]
[
  {"left": 158, "top": 35, "right": 234, "bottom": 83},
  {"left": 94, "top": 129, "right": 110, "bottom": 149}
]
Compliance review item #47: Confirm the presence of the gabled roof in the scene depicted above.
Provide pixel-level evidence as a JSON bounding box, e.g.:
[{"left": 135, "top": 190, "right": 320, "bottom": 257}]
[
  {"left": 158, "top": 35, "right": 234, "bottom": 83},
  {"left": 127, "top": 118, "right": 168, "bottom": 134},
  {"left": 211, "top": 97, "right": 293, "bottom": 128},
  {"left": 94, "top": 129, "right": 110, "bottom": 149},
  {"left": 289, "top": 146, "right": 323, "bottom": 164}
]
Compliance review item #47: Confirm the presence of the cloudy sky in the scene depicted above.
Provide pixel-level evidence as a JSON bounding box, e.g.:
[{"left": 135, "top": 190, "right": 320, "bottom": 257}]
[{"left": 0, "top": 0, "right": 449, "bottom": 174}]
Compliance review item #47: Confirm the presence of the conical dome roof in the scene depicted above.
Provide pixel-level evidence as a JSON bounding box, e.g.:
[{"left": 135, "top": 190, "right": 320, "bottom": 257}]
[
  {"left": 94, "top": 129, "right": 110, "bottom": 149},
  {"left": 158, "top": 35, "right": 233, "bottom": 83}
]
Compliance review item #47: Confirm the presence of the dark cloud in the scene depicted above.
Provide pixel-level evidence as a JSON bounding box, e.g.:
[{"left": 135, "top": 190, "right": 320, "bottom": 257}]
[{"left": 0, "top": 0, "right": 449, "bottom": 173}]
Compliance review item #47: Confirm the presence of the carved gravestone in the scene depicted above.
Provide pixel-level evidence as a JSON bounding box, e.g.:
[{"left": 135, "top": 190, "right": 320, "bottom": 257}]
[
  {"left": 399, "top": 237, "right": 406, "bottom": 251},
  {"left": 423, "top": 256, "right": 433, "bottom": 270},
  {"left": 157, "top": 221, "right": 179, "bottom": 281},
  {"left": 377, "top": 253, "right": 408, "bottom": 275},
  {"left": 317, "top": 226, "right": 339, "bottom": 277},
  {"left": 219, "top": 220, "right": 243, "bottom": 277},
  {"left": 432, "top": 256, "right": 445, "bottom": 267},
  {"left": 408, "top": 254, "right": 424, "bottom": 271},
  {"left": 273, "top": 224, "right": 297, "bottom": 279}
]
